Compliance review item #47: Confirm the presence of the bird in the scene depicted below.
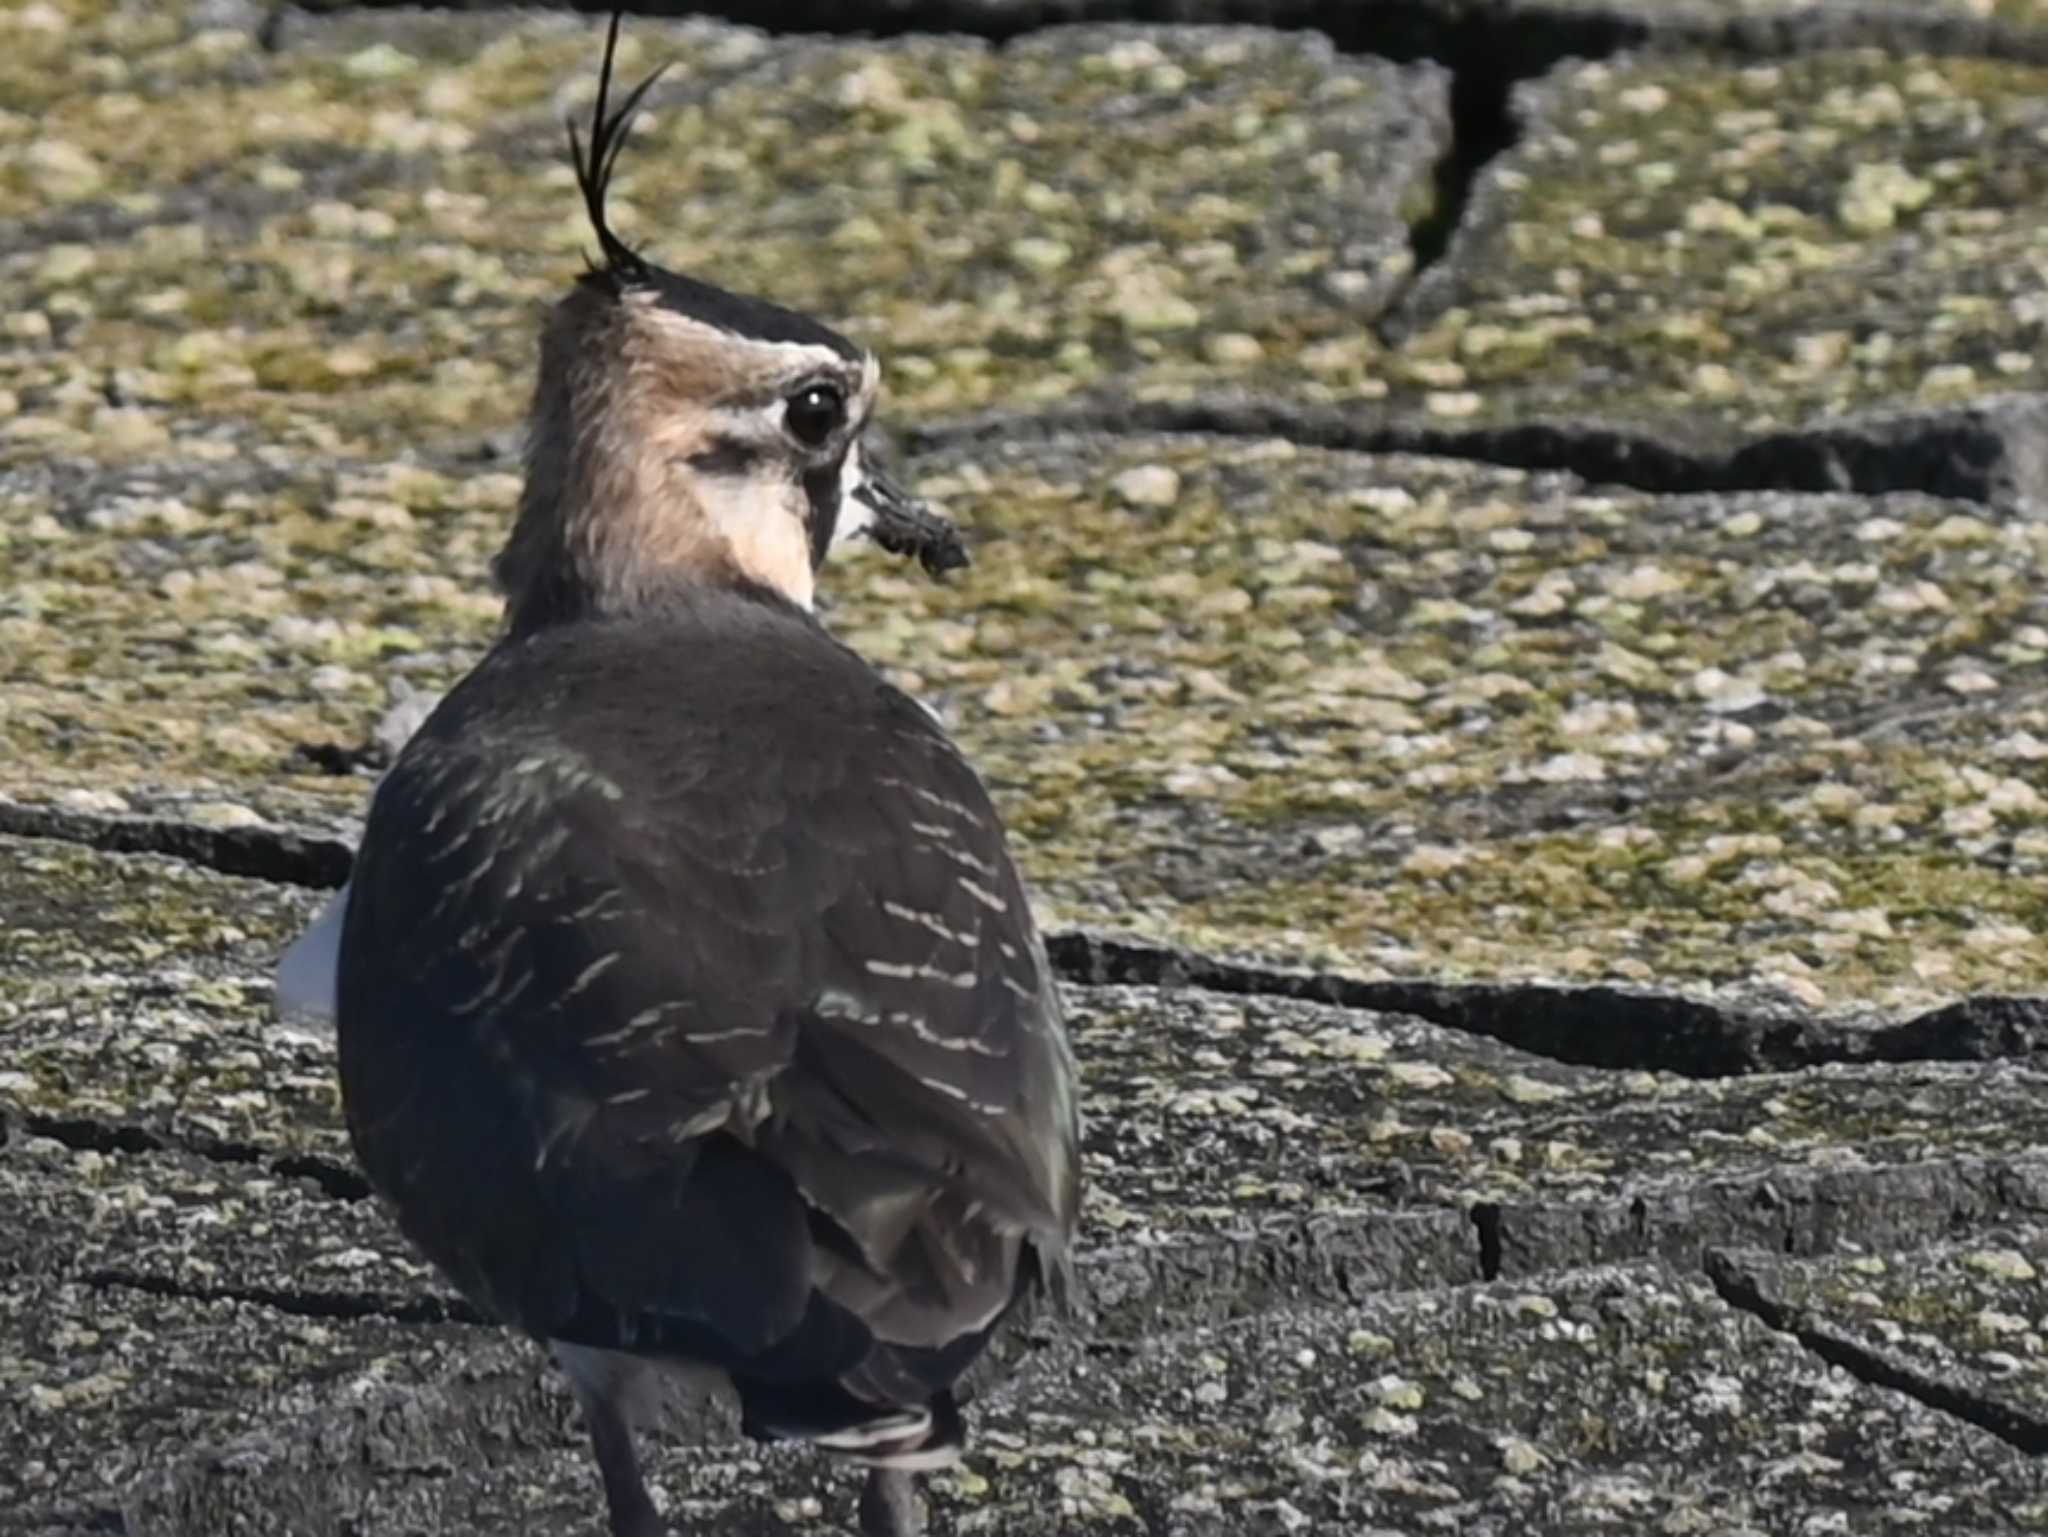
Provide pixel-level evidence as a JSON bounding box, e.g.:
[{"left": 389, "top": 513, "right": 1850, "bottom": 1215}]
[{"left": 331, "top": 15, "right": 1081, "bottom": 1537}]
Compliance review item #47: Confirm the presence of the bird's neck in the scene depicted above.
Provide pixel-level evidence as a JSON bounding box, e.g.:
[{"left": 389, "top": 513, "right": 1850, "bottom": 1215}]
[{"left": 498, "top": 408, "right": 814, "bottom": 636}]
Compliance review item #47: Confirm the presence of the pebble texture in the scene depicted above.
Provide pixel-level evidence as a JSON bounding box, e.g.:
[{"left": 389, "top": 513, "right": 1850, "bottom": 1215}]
[{"left": 3, "top": 0, "right": 2048, "bottom": 1532}]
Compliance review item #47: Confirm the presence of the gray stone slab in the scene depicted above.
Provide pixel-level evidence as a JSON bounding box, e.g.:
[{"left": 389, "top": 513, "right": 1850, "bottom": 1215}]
[
  {"left": 13, "top": 831, "right": 2048, "bottom": 1352},
  {"left": 1398, "top": 49, "right": 2048, "bottom": 498},
  {"left": 121, "top": 1267, "right": 2048, "bottom": 1535},
  {"left": 10, "top": 832, "right": 2048, "bottom": 1280}
]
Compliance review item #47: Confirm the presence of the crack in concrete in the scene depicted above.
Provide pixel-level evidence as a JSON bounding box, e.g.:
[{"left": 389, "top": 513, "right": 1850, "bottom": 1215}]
[
  {"left": 905, "top": 393, "right": 2048, "bottom": 507},
  {"left": 299, "top": 0, "right": 2048, "bottom": 64},
  {"left": 1470, "top": 1202, "right": 1504, "bottom": 1282},
  {"left": 17, "top": 1112, "right": 371, "bottom": 1202},
  {"left": 0, "top": 801, "right": 353, "bottom": 889},
  {"left": 1704, "top": 1247, "right": 2048, "bottom": 1457},
  {"left": 1046, "top": 931, "right": 2048, "bottom": 1078}
]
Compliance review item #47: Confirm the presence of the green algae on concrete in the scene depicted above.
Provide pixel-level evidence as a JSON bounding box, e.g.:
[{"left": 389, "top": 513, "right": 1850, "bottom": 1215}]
[
  {"left": 847, "top": 435, "right": 2048, "bottom": 1013},
  {"left": 0, "top": 451, "right": 513, "bottom": 825},
  {"left": 0, "top": 3, "right": 1448, "bottom": 469},
  {"left": 1403, "top": 49, "right": 2048, "bottom": 440},
  {"left": 8, "top": 433, "right": 2048, "bottom": 1012}
]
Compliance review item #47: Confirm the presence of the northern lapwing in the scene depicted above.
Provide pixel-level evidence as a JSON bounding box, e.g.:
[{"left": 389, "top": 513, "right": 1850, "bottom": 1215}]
[{"left": 330, "top": 17, "right": 1080, "bottom": 1534}]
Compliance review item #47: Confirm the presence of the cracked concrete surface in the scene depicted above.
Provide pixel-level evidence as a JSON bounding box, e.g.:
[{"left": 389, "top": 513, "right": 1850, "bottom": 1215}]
[{"left": 4, "top": 0, "right": 2048, "bottom": 1532}]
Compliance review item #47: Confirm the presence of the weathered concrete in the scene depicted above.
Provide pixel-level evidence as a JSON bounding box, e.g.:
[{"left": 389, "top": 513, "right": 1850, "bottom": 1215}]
[
  {"left": 1712, "top": 1231, "right": 2048, "bottom": 1448},
  {"left": 115, "top": 1270, "right": 2048, "bottom": 1535},
  {"left": 9, "top": 836, "right": 2048, "bottom": 1528},
  {"left": 0, "top": 1269, "right": 492, "bottom": 1535},
  {"left": 5, "top": 0, "right": 2048, "bottom": 1530}
]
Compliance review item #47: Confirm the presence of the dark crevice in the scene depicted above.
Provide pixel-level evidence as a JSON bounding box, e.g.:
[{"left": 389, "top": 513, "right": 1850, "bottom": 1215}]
[
  {"left": 269, "top": 1152, "right": 377, "bottom": 1202},
  {"left": 80, "top": 1267, "right": 489, "bottom": 1329},
  {"left": 368, "top": 0, "right": 2048, "bottom": 65},
  {"left": 1298, "top": 8, "right": 1637, "bottom": 314},
  {"left": 1047, "top": 930, "right": 2048, "bottom": 1079},
  {"left": 286, "top": 740, "right": 381, "bottom": 778},
  {"left": 1399, "top": 41, "right": 1519, "bottom": 294},
  {"left": 21, "top": 1113, "right": 372, "bottom": 1202},
  {"left": 1705, "top": 1249, "right": 2048, "bottom": 1456},
  {"left": 20, "top": 1117, "right": 164, "bottom": 1158},
  {"left": 905, "top": 394, "right": 2042, "bottom": 507},
  {"left": 1470, "top": 1202, "right": 1502, "bottom": 1281},
  {"left": 0, "top": 800, "right": 354, "bottom": 889}
]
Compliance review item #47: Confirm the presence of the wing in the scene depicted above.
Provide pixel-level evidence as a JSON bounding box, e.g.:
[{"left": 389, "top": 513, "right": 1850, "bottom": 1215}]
[{"left": 337, "top": 624, "right": 1078, "bottom": 1389}]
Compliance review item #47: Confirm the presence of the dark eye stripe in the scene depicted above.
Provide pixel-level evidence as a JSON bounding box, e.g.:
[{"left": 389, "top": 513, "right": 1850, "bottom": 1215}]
[
  {"left": 686, "top": 437, "right": 762, "bottom": 477},
  {"left": 803, "top": 462, "right": 841, "bottom": 568}
]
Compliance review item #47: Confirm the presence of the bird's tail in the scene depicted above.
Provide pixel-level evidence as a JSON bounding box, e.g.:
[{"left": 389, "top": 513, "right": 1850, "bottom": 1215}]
[
  {"left": 740, "top": 1382, "right": 965, "bottom": 1469},
  {"left": 812, "top": 1391, "right": 965, "bottom": 1469}
]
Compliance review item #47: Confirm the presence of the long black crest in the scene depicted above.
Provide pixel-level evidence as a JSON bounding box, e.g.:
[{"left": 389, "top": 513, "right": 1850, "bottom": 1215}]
[{"left": 568, "top": 10, "right": 671, "bottom": 285}]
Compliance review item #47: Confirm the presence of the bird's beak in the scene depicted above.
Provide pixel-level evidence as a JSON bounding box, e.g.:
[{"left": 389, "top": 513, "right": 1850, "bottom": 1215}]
[{"left": 846, "top": 444, "right": 969, "bottom": 578}]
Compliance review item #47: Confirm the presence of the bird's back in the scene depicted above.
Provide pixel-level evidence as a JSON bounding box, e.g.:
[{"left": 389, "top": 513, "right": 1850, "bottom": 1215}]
[{"left": 336, "top": 583, "right": 1077, "bottom": 1455}]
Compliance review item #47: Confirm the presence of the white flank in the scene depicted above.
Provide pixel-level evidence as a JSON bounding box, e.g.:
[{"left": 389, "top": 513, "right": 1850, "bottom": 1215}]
[{"left": 274, "top": 883, "right": 347, "bottom": 1036}]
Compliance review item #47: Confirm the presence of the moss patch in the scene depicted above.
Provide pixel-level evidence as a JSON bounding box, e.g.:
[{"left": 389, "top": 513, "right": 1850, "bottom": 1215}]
[
  {"left": 0, "top": 453, "right": 511, "bottom": 824},
  {"left": 8, "top": 434, "right": 2048, "bottom": 1010},
  {"left": 0, "top": 6, "right": 1446, "bottom": 467},
  {"left": 847, "top": 435, "right": 2048, "bottom": 1011}
]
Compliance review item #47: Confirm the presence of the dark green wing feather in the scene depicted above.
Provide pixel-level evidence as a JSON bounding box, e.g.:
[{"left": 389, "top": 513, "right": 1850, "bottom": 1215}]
[{"left": 338, "top": 597, "right": 1077, "bottom": 1388}]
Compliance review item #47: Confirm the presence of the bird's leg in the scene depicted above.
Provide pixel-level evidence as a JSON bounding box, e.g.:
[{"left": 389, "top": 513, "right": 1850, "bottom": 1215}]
[
  {"left": 583, "top": 1391, "right": 666, "bottom": 1537},
  {"left": 557, "top": 1346, "right": 668, "bottom": 1537},
  {"left": 858, "top": 1468, "right": 925, "bottom": 1537}
]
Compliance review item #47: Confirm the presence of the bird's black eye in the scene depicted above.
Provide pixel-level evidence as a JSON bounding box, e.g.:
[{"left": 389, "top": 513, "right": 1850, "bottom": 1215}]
[{"left": 784, "top": 384, "right": 845, "bottom": 449}]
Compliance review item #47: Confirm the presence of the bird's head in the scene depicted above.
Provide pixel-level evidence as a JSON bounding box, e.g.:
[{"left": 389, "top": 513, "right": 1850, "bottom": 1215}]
[{"left": 498, "top": 13, "right": 966, "bottom": 633}]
